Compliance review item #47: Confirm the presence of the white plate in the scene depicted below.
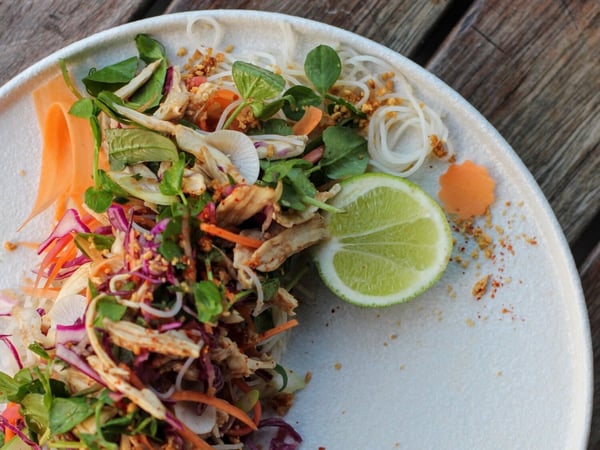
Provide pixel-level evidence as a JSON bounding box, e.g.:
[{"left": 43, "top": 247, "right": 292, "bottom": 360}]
[{"left": 0, "top": 10, "right": 592, "bottom": 449}]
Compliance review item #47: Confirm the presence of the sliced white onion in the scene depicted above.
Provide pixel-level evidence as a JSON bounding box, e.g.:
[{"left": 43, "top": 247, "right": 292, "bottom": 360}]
[
  {"left": 173, "top": 402, "right": 217, "bottom": 435},
  {"left": 48, "top": 294, "right": 88, "bottom": 327},
  {"left": 204, "top": 130, "right": 260, "bottom": 184}
]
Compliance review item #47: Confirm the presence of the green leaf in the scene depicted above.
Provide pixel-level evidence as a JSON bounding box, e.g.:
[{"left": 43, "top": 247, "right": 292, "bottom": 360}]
[
  {"left": 135, "top": 34, "right": 165, "bottom": 63},
  {"left": 159, "top": 154, "right": 186, "bottom": 196},
  {"left": 21, "top": 393, "right": 49, "bottom": 437},
  {"left": 320, "top": 126, "right": 369, "bottom": 179},
  {"left": 49, "top": 397, "right": 94, "bottom": 434},
  {"left": 159, "top": 217, "right": 183, "bottom": 263},
  {"left": 232, "top": 61, "right": 285, "bottom": 101},
  {"left": 251, "top": 97, "right": 285, "bottom": 120},
  {"left": 0, "top": 371, "right": 19, "bottom": 403},
  {"left": 261, "top": 158, "right": 312, "bottom": 184},
  {"left": 28, "top": 343, "right": 50, "bottom": 361},
  {"left": 105, "top": 128, "right": 178, "bottom": 171},
  {"left": 286, "top": 167, "right": 317, "bottom": 198},
  {"left": 282, "top": 85, "right": 322, "bottom": 120},
  {"left": 131, "top": 34, "right": 167, "bottom": 110},
  {"left": 255, "top": 118, "right": 293, "bottom": 136},
  {"left": 304, "top": 45, "right": 341, "bottom": 94},
  {"left": 261, "top": 277, "right": 280, "bottom": 301},
  {"left": 83, "top": 56, "right": 138, "bottom": 96},
  {"left": 74, "top": 233, "right": 116, "bottom": 254},
  {"left": 96, "top": 297, "right": 127, "bottom": 324},
  {"left": 85, "top": 186, "right": 114, "bottom": 213},
  {"left": 69, "top": 97, "right": 99, "bottom": 119},
  {"left": 193, "top": 281, "right": 223, "bottom": 324}
]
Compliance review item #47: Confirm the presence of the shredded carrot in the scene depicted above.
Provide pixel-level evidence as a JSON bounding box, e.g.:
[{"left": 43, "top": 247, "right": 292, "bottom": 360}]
[
  {"left": 200, "top": 223, "right": 263, "bottom": 249},
  {"left": 1, "top": 402, "right": 22, "bottom": 442},
  {"left": 256, "top": 318, "right": 299, "bottom": 343},
  {"left": 438, "top": 160, "right": 496, "bottom": 220},
  {"left": 22, "top": 74, "right": 95, "bottom": 229},
  {"left": 292, "top": 105, "right": 323, "bottom": 136},
  {"left": 44, "top": 239, "right": 78, "bottom": 288},
  {"left": 34, "top": 233, "right": 75, "bottom": 289},
  {"left": 169, "top": 390, "right": 257, "bottom": 431}
]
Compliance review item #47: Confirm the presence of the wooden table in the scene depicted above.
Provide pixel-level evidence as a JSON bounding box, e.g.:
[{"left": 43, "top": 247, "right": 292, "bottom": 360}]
[{"left": 1, "top": 0, "right": 598, "bottom": 447}]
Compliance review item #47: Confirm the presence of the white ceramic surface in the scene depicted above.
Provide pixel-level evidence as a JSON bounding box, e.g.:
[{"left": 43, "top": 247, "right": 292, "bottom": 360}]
[{"left": 0, "top": 10, "right": 592, "bottom": 450}]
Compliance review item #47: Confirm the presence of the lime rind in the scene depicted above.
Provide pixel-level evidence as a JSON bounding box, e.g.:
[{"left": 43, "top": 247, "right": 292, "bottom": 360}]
[{"left": 313, "top": 172, "right": 452, "bottom": 307}]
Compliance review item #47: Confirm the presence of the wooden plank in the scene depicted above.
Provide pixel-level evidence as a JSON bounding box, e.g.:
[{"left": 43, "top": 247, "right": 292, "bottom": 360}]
[
  {"left": 581, "top": 244, "right": 600, "bottom": 448},
  {"left": 0, "top": 0, "right": 153, "bottom": 86},
  {"left": 426, "top": 0, "right": 600, "bottom": 245},
  {"left": 165, "top": 0, "right": 453, "bottom": 56}
]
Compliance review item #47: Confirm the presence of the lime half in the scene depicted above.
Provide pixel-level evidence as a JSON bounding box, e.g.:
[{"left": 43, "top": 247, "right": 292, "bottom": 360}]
[{"left": 313, "top": 172, "right": 452, "bottom": 307}]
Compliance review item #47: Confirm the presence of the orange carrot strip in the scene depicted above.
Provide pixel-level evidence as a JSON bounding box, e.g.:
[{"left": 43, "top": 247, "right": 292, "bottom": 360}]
[
  {"left": 22, "top": 74, "right": 95, "bottom": 228},
  {"left": 169, "top": 390, "right": 257, "bottom": 431},
  {"left": 200, "top": 223, "right": 263, "bottom": 249},
  {"left": 256, "top": 318, "right": 299, "bottom": 343},
  {"left": 20, "top": 102, "right": 74, "bottom": 229},
  {"left": 292, "top": 105, "right": 323, "bottom": 136},
  {"left": 1, "top": 402, "right": 22, "bottom": 442}
]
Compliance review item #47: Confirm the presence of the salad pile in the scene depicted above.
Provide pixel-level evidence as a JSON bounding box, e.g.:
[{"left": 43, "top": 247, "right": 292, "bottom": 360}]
[{"left": 0, "top": 31, "right": 451, "bottom": 449}]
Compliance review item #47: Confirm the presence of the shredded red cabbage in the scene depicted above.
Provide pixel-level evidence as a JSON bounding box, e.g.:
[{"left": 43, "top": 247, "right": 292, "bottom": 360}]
[
  {"left": 55, "top": 344, "right": 106, "bottom": 386},
  {"left": 107, "top": 204, "right": 131, "bottom": 233},
  {"left": 0, "top": 334, "right": 23, "bottom": 369},
  {"left": 56, "top": 323, "right": 87, "bottom": 343}
]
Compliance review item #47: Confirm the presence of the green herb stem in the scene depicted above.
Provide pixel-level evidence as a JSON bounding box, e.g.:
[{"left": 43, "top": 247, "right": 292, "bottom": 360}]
[{"left": 301, "top": 195, "right": 344, "bottom": 213}]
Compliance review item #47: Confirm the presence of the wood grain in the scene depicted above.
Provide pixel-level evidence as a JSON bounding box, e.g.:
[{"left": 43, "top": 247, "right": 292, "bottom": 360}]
[
  {"left": 426, "top": 0, "right": 600, "bottom": 245},
  {"left": 0, "top": 0, "right": 150, "bottom": 87},
  {"left": 165, "top": 0, "right": 453, "bottom": 56}
]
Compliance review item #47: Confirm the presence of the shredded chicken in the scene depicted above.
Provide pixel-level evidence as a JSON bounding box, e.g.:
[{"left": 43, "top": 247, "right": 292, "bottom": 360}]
[
  {"left": 210, "top": 335, "right": 276, "bottom": 378},
  {"left": 247, "top": 215, "right": 329, "bottom": 272},
  {"left": 103, "top": 319, "right": 202, "bottom": 358},
  {"left": 216, "top": 184, "right": 279, "bottom": 227},
  {"left": 153, "top": 66, "right": 190, "bottom": 121}
]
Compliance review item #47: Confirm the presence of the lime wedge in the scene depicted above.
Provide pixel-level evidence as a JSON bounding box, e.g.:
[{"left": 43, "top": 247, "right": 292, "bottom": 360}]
[{"left": 313, "top": 172, "right": 452, "bottom": 307}]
